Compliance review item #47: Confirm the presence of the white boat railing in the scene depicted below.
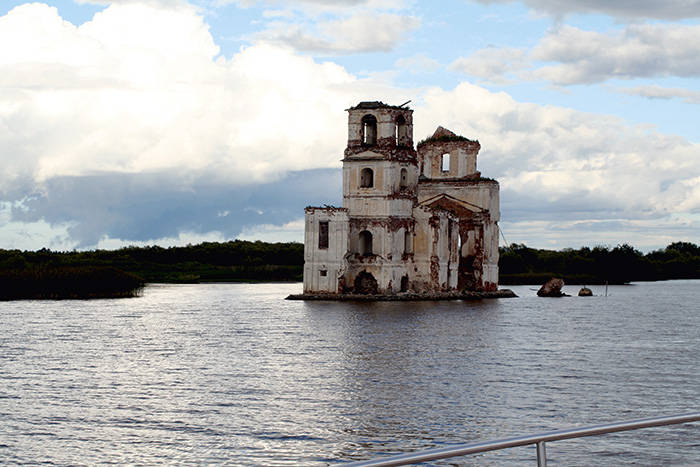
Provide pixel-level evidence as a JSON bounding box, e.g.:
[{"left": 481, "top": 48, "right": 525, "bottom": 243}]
[{"left": 339, "top": 412, "right": 700, "bottom": 467}]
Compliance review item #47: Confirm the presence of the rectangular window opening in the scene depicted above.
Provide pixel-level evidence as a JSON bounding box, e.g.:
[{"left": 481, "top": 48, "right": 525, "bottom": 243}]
[
  {"left": 319, "top": 270, "right": 327, "bottom": 277},
  {"left": 318, "top": 221, "right": 329, "bottom": 249},
  {"left": 441, "top": 153, "right": 450, "bottom": 172}
]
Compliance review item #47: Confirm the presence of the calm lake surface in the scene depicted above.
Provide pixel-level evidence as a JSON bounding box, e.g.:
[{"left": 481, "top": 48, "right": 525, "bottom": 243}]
[{"left": 1, "top": 281, "right": 698, "bottom": 465}]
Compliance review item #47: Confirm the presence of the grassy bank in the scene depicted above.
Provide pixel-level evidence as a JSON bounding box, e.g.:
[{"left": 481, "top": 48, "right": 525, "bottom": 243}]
[{"left": 0, "top": 267, "right": 144, "bottom": 300}]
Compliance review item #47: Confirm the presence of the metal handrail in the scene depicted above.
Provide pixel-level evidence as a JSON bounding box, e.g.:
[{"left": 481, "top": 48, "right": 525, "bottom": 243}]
[{"left": 339, "top": 412, "right": 700, "bottom": 467}]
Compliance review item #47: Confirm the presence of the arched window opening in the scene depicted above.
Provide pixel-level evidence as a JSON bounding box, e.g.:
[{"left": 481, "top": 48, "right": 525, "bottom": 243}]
[
  {"left": 395, "top": 115, "right": 407, "bottom": 146},
  {"left": 399, "top": 168, "right": 408, "bottom": 187},
  {"left": 360, "top": 168, "right": 374, "bottom": 188},
  {"left": 361, "top": 114, "right": 377, "bottom": 146},
  {"left": 441, "top": 153, "right": 450, "bottom": 172},
  {"left": 404, "top": 230, "right": 412, "bottom": 254},
  {"left": 359, "top": 230, "right": 373, "bottom": 256}
]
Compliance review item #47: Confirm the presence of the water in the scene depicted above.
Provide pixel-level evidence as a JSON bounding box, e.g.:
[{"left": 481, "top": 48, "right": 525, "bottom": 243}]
[{"left": 1, "top": 281, "right": 698, "bottom": 465}]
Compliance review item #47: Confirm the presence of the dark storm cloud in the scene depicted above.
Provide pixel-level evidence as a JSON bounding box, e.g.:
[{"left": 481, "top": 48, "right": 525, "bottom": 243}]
[{"left": 9, "top": 169, "right": 342, "bottom": 247}]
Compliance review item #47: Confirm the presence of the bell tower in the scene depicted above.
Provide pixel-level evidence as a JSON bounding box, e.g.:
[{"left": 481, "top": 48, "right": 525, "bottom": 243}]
[
  {"left": 341, "top": 101, "right": 418, "bottom": 293},
  {"left": 342, "top": 101, "right": 417, "bottom": 217}
]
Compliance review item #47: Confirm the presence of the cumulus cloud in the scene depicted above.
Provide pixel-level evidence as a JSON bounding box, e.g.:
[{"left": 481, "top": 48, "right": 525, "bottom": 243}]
[
  {"left": 416, "top": 83, "right": 700, "bottom": 240},
  {"left": 0, "top": 2, "right": 412, "bottom": 247},
  {"left": 471, "top": 0, "right": 700, "bottom": 20},
  {"left": 0, "top": 2, "right": 413, "bottom": 189},
  {"left": 254, "top": 12, "right": 420, "bottom": 53},
  {"left": 451, "top": 23, "right": 700, "bottom": 86},
  {"left": 530, "top": 24, "right": 700, "bottom": 85},
  {"left": 449, "top": 47, "right": 528, "bottom": 83},
  {"left": 2, "top": 3, "right": 700, "bottom": 250},
  {"left": 613, "top": 85, "right": 700, "bottom": 105}
]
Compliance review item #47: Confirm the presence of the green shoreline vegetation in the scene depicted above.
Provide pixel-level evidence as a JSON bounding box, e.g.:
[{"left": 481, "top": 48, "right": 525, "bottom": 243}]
[
  {"left": 0, "top": 267, "right": 144, "bottom": 300},
  {"left": 1, "top": 240, "right": 699, "bottom": 299},
  {"left": 499, "top": 242, "right": 700, "bottom": 285}
]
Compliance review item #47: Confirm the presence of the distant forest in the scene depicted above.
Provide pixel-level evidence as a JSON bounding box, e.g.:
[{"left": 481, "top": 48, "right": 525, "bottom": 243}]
[
  {"left": 498, "top": 242, "right": 700, "bottom": 285},
  {"left": 1, "top": 240, "right": 699, "bottom": 286},
  {"left": 0, "top": 241, "right": 304, "bottom": 284}
]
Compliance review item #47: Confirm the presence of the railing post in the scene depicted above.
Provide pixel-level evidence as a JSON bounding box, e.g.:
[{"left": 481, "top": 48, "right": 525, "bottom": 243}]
[
  {"left": 536, "top": 441, "right": 547, "bottom": 467},
  {"left": 339, "top": 412, "right": 700, "bottom": 467}
]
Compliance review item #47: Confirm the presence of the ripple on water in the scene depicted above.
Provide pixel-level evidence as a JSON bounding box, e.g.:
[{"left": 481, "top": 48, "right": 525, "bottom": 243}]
[{"left": 0, "top": 281, "right": 698, "bottom": 465}]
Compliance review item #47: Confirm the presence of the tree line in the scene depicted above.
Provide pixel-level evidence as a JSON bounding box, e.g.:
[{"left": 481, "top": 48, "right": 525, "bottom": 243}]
[
  {"left": 499, "top": 241, "right": 700, "bottom": 284},
  {"left": 1, "top": 240, "right": 699, "bottom": 289},
  {"left": 0, "top": 240, "right": 305, "bottom": 284}
]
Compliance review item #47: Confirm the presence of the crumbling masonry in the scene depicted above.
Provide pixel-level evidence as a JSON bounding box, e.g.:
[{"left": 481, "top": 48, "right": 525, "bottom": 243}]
[{"left": 303, "top": 101, "right": 500, "bottom": 295}]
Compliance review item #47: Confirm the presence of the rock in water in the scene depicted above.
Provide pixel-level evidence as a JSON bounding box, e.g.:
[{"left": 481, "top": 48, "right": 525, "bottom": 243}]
[
  {"left": 537, "top": 278, "right": 566, "bottom": 297},
  {"left": 578, "top": 287, "right": 593, "bottom": 296}
]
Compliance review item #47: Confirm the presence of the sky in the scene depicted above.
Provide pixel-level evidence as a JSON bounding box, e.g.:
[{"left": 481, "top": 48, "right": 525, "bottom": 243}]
[{"left": 1, "top": 0, "right": 699, "bottom": 252}]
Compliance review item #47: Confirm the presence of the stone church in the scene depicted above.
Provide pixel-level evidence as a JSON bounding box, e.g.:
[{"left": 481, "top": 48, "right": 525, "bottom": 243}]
[{"left": 303, "top": 101, "right": 500, "bottom": 295}]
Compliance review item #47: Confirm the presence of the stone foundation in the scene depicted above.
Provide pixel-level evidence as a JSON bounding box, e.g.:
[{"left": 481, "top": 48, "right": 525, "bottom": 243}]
[{"left": 286, "top": 289, "right": 517, "bottom": 301}]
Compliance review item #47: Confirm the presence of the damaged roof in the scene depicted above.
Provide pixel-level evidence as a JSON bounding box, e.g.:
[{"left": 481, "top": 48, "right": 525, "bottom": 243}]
[
  {"left": 417, "top": 126, "right": 478, "bottom": 147},
  {"left": 347, "top": 101, "right": 411, "bottom": 111}
]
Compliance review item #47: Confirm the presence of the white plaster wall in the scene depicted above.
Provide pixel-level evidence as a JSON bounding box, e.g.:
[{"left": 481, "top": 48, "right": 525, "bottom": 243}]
[
  {"left": 448, "top": 261, "right": 459, "bottom": 289},
  {"left": 418, "top": 142, "right": 480, "bottom": 180},
  {"left": 348, "top": 224, "right": 384, "bottom": 257},
  {"left": 344, "top": 198, "right": 414, "bottom": 218},
  {"left": 455, "top": 148, "right": 477, "bottom": 177},
  {"left": 393, "top": 227, "right": 405, "bottom": 257},
  {"left": 344, "top": 159, "right": 416, "bottom": 218},
  {"left": 390, "top": 163, "right": 418, "bottom": 191},
  {"left": 303, "top": 209, "right": 349, "bottom": 293},
  {"left": 482, "top": 263, "right": 498, "bottom": 287},
  {"left": 344, "top": 159, "right": 417, "bottom": 192},
  {"left": 482, "top": 222, "right": 500, "bottom": 286}
]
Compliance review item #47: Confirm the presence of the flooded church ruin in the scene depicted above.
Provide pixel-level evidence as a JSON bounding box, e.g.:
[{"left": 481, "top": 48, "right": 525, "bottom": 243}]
[{"left": 303, "top": 101, "right": 500, "bottom": 295}]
